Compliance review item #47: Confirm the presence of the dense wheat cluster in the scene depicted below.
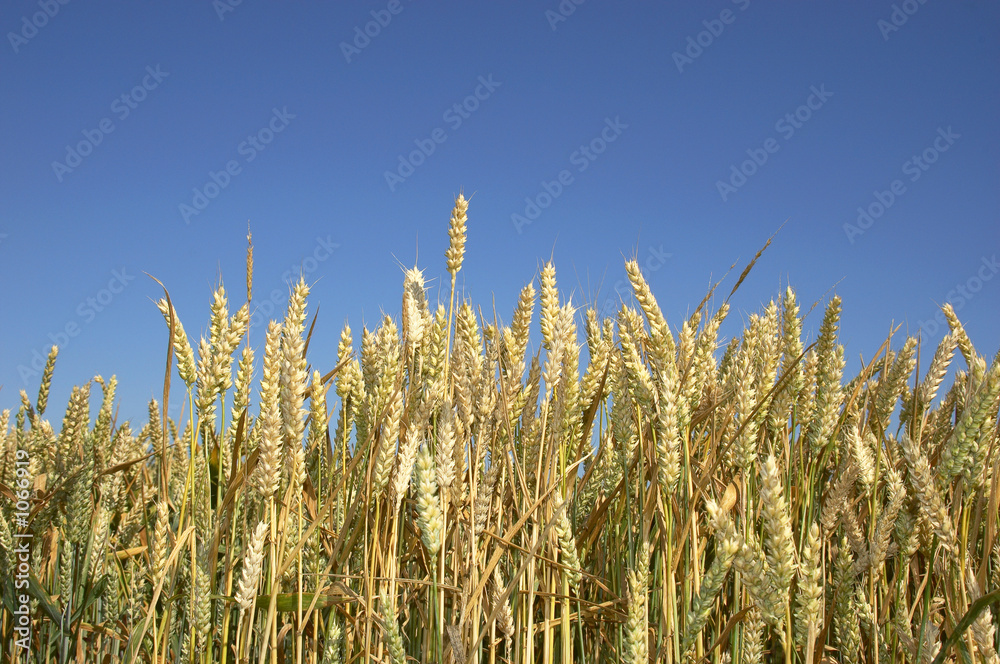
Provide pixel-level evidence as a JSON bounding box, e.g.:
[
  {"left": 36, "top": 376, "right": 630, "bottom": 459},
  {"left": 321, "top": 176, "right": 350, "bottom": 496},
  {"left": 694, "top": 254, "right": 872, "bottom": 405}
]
[{"left": 2, "top": 195, "right": 999, "bottom": 664}]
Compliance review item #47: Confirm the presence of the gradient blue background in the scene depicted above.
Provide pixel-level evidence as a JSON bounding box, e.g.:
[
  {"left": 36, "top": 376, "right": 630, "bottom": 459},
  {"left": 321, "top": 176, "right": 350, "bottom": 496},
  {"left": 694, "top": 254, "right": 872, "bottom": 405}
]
[{"left": 1, "top": 2, "right": 997, "bottom": 426}]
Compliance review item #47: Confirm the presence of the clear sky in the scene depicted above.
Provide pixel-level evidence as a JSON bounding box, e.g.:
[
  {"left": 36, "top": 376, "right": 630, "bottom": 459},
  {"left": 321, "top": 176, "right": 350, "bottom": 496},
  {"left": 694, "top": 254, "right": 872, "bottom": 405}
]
[{"left": 1, "top": 2, "right": 998, "bottom": 426}]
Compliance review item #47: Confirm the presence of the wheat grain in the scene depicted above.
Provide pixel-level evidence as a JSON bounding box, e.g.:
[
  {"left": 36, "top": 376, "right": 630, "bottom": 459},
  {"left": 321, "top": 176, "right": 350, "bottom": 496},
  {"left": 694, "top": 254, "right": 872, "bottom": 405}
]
[
  {"left": 683, "top": 500, "right": 740, "bottom": 658},
  {"left": 539, "top": 261, "right": 559, "bottom": 351},
  {"left": 0, "top": 513, "right": 13, "bottom": 575},
  {"left": 280, "top": 277, "right": 310, "bottom": 448},
  {"left": 899, "top": 432, "right": 956, "bottom": 551},
  {"left": 939, "top": 356, "right": 1000, "bottom": 485},
  {"left": 869, "top": 464, "right": 905, "bottom": 577},
  {"left": 793, "top": 522, "right": 823, "bottom": 650},
  {"left": 491, "top": 569, "right": 515, "bottom": 650},
  {"left": 402, "top": 266, "right": 429, "bottom": 353},
  {"left": 552, "top": 497, "right": 582, "bottom": 591},
  {"left": 150, "top": 500, "right": 170, "bottom": 586},
  {"left": 967, "top": 574, "right": 1000, "bottom": 664},
  {"left": 805, "top": 297, "right": 844, "bottom": 457},
  {"left": 872, "top": 336, "right": 916, "bottom": 432},
  {"left": 445, "top": 193, "right": 468, "bottom": 277},
  {"left": 654, "top": 365, "right": 682, "bottom": 494},
  {"left": 379, "top": 590, "right": 406, "bottom": 664},
  {"left": 624, "top": 541, "right": 650, "bottom": 664},
  {"left": 194, "top": 555, "right": 213, "bottom": 652},
  {"left": 771, "top": 287, "right": 804, "bottom": 426},
  {"left": 435, "top": 399, "right": 456, "bottom": 491},
  {"left": 760, "top": 454, "right": 795, "bottom": 608},
  {"left": 734, "top": 526, "right": 782, "bottom": 627},
  {"left": 236, "top": 520, "right": 268, "bottom": 614},
  {"left": 156, "top": 298, "right": 198, "bottom": 386},
  {"left": 941, "top": 302, "right": 977, "bottom": 369},
  {"left": 625, "top": 259, "right": 673, "bottom": 364},
  {"left": 847, "top": 421, "right": 876, "bottom": 491},
  {"left": 254, "top": 321, "right": 284, "bottom": 499},
  {"left": 741, "top": 608, "right": 765, "bottom": 664},
  {"left": 833, "top": 538, "right": 860, "bottom": 664},
  {"left": 36, "top": 345, "right": 58, "bottom": 417},
  {"left": 307, "top": 369, "right": 327, "bottom": 450},
  {"left": 734, "top": 338, "right": 760, "bottom": 473},
  {"left": 322, "top": 612, "right": 343, "bottom": 664},
  {"left": 414, "top": 444, "right": 443, "bottom": 556},
  {"left": 373, "top": 387, "right": 403, "bottom": 495}
]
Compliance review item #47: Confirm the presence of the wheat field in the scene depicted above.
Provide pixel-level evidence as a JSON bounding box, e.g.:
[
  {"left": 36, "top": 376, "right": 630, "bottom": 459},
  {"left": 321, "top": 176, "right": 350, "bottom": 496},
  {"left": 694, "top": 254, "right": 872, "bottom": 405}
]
[{"left": 2, "top": 194, "right": 999, "bottom": 664}]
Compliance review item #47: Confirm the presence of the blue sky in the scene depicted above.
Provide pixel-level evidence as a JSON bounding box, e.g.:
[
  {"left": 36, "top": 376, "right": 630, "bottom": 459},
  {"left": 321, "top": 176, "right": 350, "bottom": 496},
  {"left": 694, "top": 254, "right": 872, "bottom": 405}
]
[{"left": 1, "top": 2, "right": 998, "bottom": 426}]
